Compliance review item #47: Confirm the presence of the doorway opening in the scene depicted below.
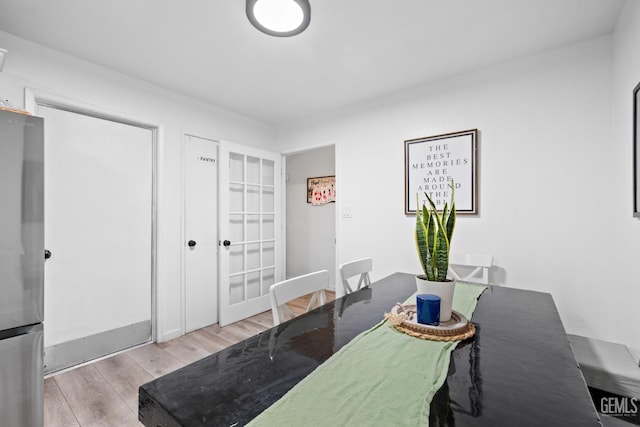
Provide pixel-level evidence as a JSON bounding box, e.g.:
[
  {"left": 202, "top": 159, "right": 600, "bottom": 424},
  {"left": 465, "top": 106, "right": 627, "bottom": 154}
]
[{"left": 284, "top": 145, "right": 336, "bottom": 289}]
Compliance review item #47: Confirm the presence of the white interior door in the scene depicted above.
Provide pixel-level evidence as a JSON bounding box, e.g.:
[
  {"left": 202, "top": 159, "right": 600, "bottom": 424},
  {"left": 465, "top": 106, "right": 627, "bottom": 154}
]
[
  {"left": 218, "top": 141, "right": 282, "bottom": 326},
  {"left": 40, "top": 105, "right": 154, "bottom": 373},
  {"left": 184, "top": 135, "right": 218, "bottom": 332}
]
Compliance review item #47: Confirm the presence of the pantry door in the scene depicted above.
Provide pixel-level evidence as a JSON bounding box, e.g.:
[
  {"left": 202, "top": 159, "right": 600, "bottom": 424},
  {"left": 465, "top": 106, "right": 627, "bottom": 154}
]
[
  {"left": 183, "top": 134, "right": 218, "bottom": 332},
  {"left": 39, "top": 104, "right": 154, "bottom": 373},
  {"left": 218, "top": 141, "right": 282, "bottom": 326}
]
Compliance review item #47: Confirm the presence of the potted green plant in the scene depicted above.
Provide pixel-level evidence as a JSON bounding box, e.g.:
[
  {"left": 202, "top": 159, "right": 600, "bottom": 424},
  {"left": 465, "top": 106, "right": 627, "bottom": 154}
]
[{"left": 414, "top": 183, "right": 456, "bottom": 321}]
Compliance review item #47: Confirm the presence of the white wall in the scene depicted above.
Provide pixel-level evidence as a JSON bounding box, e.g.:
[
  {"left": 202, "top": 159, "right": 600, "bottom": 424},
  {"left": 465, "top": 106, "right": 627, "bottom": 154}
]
[
  {"left": 278, "top": 35, "right": 640, "bottom": 350},
  {"left": 0, "top": 31, "right": 277, "bottom": 342},
  {"left": 612, "top": 0, "right": 640, "bottom": 353},
  {"left": 285, "top": 146, "right": 336, "bottom": 288}
]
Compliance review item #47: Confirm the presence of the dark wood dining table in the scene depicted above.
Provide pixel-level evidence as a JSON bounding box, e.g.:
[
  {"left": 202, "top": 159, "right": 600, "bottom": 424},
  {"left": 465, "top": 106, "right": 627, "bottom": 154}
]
[{"left": 138, "top": 272, "right": 602, "bottom": 426}]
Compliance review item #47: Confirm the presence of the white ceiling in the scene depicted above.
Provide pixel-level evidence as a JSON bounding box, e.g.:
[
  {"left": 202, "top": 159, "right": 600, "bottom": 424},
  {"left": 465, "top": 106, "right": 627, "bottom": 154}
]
[{"left": 0, "top": 0, "right": 625, "bottom": 125}]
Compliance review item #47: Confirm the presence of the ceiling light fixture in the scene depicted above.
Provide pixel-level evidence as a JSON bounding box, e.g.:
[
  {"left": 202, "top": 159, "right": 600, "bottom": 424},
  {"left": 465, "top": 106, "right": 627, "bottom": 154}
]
[{"left": 246, "top": 0, "right": 311, "bottom": 37}]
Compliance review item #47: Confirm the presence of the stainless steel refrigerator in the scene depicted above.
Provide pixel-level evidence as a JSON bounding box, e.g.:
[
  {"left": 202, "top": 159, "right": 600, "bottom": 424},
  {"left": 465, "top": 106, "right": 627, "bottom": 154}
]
[{"left": 0, "top": 109, "right": 44, "bottom": 426}]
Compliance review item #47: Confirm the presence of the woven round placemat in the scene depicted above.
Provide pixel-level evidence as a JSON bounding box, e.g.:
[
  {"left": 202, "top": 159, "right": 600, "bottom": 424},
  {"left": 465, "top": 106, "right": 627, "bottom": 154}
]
[{"left": 390, "top": 321, "right": 476, "bottom": 342}]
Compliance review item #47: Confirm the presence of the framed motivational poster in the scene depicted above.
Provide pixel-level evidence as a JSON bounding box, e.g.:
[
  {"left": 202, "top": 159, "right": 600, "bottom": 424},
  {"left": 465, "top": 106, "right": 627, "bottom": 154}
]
[{"left": 405, "top": 129, "right": 478, "bottom": 215}]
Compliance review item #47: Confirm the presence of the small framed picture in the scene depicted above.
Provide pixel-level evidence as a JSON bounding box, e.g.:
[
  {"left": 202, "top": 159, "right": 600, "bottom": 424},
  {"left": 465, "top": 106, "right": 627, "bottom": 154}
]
[
  {"left": 405, "top": 129, "right": 478, "bottom": 215},
  {"left": 307, "top": 175, "right": 335, "bottom": 205},
  {"left": 634, "top": 82, "right": 640, "bottom": 218}
]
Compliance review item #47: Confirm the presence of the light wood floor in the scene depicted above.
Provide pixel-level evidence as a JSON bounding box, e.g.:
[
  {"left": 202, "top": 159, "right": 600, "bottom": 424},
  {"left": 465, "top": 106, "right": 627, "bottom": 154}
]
[{"left": 44, "top": 292, "right": 335, "bottom": 427}]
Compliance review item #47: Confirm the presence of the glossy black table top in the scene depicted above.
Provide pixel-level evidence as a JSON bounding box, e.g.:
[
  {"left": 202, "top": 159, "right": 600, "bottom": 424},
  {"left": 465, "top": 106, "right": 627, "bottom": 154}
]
[{"left": 139, "top": 273, "right": 601, "bottom": 426}]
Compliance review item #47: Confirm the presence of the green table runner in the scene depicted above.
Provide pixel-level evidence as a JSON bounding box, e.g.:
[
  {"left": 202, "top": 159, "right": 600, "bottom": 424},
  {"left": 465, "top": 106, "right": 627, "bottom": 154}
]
[{"left": 248, "top": 282, "right": 487, "bottom": 427}]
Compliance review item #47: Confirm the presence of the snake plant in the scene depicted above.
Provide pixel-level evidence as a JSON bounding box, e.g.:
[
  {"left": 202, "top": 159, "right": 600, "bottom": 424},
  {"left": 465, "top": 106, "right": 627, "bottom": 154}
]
[{"left": 415, "top": 183, "right": 456, "bottom": 281}]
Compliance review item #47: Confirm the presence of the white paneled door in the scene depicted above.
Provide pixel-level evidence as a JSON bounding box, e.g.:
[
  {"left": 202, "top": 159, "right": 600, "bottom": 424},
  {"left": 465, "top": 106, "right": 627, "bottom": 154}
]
[
  {"left": 218, "top": 141, "right": 282, "bottom": 326},
  {"left": 184, "top": 135, "right": 218, "bottom": 332},
  {"left": 40, "top": 105, "right": 154, "bottom": 373}
]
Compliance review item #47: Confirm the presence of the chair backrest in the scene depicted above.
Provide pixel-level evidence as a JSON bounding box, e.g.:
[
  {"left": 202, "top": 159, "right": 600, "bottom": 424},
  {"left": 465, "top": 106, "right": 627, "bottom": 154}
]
[
  {"left": 269, "top": 270, "right": 329, "bottom": 326},
  {"left": 339, "top": 258, "right": 372, "bottom": 295},
  {"left": 448, "top": 254, "right": 493, "bottom": 285}
]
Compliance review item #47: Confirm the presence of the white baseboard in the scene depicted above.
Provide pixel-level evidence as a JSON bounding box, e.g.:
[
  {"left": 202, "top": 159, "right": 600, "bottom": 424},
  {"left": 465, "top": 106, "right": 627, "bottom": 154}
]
[{"left": 158, "top": 328, "right": 182, "bottom": 343}]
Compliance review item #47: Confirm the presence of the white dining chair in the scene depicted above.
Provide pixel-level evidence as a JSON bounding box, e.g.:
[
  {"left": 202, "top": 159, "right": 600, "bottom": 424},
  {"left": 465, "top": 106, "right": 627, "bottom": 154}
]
[
  {"left": 448, "top": 253, "right": 493, "bottom": 285},
  {"left": 269, "top": 270, "right": 329, "bottom": 326},
  {"left": 338, "top": 258, "right": 372, "bottom": 295}
]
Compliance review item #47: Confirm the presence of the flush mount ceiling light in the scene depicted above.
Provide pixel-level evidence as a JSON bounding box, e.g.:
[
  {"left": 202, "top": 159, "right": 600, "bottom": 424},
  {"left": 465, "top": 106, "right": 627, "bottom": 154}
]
[{"left": 246, "top": 0, "right": 311, "bottom": 37}]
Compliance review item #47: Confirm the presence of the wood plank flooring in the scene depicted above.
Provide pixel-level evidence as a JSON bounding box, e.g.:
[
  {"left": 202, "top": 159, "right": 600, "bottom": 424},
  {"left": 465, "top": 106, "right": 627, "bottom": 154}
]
[{"left": 44, "top": 292, "right": 334, "bottom": 427}]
